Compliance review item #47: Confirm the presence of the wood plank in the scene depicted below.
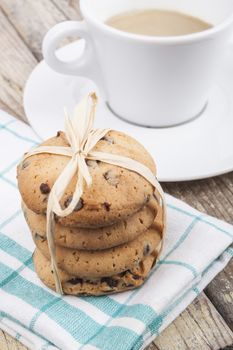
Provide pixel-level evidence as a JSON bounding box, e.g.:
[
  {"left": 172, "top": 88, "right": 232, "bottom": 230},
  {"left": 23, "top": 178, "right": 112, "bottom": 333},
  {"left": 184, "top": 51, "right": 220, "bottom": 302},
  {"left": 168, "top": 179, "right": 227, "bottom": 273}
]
[
  {"left": 163, "top": 172, "right": 233, "bottom": 224},
  {"left": 151, "top": 293, "right": 233, "bottom": 350},
  {"left": 0, "top": 330, "right": 27, "bottom": 350},
  {"left": 0, "top": 0, "right": 68, "bottom": 60},
  {"left": 51, "top": 0, "right": 82, "bottom": 20},
  {"left": 205, "top": 259, "right": 233, "bottom": 331},
  {"left": 0, "top": 9, "right": 37, "bottom": 120}
]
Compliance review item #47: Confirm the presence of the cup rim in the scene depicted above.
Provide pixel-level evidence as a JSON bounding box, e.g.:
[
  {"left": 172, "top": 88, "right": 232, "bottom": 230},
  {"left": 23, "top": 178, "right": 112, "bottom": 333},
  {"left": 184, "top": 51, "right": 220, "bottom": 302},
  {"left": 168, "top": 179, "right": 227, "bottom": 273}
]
[{"left": 80, "top": 0, "right": 233, "bottom": 44}]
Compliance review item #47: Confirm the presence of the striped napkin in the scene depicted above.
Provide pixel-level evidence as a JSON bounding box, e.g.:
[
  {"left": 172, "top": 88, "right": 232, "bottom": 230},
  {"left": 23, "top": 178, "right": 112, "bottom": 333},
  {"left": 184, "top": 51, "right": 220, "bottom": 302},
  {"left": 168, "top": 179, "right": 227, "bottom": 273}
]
[{"left": 0, "top": 110, "right": 232, "bottom": 350}]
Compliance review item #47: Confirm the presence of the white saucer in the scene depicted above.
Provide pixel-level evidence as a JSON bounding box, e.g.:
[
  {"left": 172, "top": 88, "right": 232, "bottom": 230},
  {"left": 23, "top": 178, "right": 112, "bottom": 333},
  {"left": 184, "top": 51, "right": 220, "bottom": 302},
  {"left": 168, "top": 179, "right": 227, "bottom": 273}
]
[{"left": 24, "top": 40, "right": 233, "bottom": 182}]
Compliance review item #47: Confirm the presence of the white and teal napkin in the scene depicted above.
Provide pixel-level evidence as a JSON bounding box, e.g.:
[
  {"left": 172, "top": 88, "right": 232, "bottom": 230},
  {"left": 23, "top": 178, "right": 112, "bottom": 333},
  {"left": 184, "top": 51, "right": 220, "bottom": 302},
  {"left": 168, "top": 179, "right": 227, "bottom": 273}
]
[{"left": 0, "top": 110, "right": 232, "bottom": 350}]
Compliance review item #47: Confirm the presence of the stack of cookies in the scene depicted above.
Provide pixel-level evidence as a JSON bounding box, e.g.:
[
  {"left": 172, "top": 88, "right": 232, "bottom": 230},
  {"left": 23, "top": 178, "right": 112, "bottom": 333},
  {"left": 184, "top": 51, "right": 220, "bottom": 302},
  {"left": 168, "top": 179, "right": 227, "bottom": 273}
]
[{"left": 17, "top": 130, "right": 164, "bottom": 296}]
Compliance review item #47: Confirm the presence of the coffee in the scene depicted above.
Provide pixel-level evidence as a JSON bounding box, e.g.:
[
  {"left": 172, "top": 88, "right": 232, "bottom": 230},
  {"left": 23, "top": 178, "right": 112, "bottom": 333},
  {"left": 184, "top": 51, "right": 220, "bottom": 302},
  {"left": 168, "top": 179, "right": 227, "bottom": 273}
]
[{"left": 106, "top": 9, "right": 212, "bottom": 37}]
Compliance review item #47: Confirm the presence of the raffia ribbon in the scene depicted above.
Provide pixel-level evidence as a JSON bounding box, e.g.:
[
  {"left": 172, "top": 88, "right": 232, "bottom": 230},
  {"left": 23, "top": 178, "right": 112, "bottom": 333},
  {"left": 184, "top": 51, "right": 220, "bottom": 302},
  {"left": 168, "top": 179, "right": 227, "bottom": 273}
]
[{"left": 24, "top": 92, "right": 166, "bottom": 295}]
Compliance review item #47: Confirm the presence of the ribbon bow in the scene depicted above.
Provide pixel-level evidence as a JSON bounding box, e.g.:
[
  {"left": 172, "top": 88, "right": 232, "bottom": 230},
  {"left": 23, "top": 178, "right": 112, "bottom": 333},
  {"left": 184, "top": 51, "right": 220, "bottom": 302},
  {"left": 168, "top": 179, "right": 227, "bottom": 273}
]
[{"left": 24, "top": 92, "right": 166, "bottom": 294}]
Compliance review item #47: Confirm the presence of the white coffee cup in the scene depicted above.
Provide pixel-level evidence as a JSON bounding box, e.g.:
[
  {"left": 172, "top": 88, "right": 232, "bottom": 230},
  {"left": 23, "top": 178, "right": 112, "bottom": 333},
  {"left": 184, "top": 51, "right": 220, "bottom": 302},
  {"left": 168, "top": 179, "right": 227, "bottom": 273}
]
[{"left": 43, "top": 0, "right": 233, "bottom": 127}]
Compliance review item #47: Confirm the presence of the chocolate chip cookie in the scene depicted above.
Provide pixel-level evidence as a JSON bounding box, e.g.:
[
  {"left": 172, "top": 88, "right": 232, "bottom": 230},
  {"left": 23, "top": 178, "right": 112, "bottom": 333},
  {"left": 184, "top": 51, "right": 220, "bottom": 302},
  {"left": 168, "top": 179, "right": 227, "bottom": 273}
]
[
  {"left": 17, "top": 130, "right": 156, "bottom": 227},
  {"left": 34, "top": 248, "right": 157, "bottom": 296},
  {"left": 32, "top": 227, "right": 162, "bottom": 278},
  {"left": 22, "top": 196, "right": 157, "bottom": 250}
]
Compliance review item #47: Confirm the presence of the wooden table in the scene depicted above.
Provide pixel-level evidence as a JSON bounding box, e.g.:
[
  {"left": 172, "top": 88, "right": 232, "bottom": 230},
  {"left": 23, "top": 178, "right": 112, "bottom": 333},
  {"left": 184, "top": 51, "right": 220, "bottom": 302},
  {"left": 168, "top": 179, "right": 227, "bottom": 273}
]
[{"left": 0, "top": 1, "right": 232, "bottom": 349}]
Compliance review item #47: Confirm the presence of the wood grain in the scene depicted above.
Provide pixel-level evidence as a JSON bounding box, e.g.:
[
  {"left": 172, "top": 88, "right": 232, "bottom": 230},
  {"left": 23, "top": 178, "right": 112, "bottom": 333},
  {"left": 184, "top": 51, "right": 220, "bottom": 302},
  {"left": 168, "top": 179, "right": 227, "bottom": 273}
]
[
  {"left": 163, "top": 172, "right": 233, "bottom": 224},
  {"left": 0, "top": 8, "right": 37, "bottom": 120},
  {"left": 0, "top": 330, "right": 27, "bottom": 350},
  {"left": 0, "top": 0, "right": 67, "bottom": 60},
  {"left": 152, "top": 293, "right": 233, "bottom": 350},
  {"left": 205, "top": 260, "right": 233, "bottom": 331},
  {"left": 51, "top": 0, "right": 82, "bottom": 20}
]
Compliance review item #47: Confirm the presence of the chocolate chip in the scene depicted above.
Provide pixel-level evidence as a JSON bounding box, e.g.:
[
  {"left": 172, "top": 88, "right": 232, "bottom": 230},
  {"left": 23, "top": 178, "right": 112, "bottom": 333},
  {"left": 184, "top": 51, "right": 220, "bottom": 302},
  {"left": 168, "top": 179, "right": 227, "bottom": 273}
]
[
  {"left": 40, "top": 183, "right": 50, "bottom": 194},
  {"left": 144, "top": 194, "right": 150, "bottom": 203},
  {"left": 86, "top": 160, "right": 98, "bottom": 169},
  {"left": 100, "top": 135, "right": 114, "bottom": 144},
  {"left": 21, "top": 160, "right": 30, "bottom": 170},
  {"left": 103, "top": 202, "right": 111, "bottom": 211},
  {"left": 67, "top": 278, "right": 82, "bottom": 285},
  {"left": 64, "top": 196, "right": 84, "bottom": 211},
  {"left": 56, "top": 131, "right": 61, "bottom": 137},
  {"left": 86, "top": 280, "right": 98, "bottom": 285},
  {"left": 101, "top": 277, "right": 118, "bottom": 288},
  {"left": 127, "top": 283, "right": 134, "bottom": 287},
  {"left": 64, "top": 197, "right": 71, "bottom": 208},
  {"left": 35, "top": 232, "right": 43, "bottom": 239},
  {"left": 143, "top": 244, "right": 151, "bottom": 256},
  {"left": 103, "top": 170, "right": 119, "bottom": 186},
  {"left": 35, "top": 233, "right": 46, "bottom": 242},
  {"left": 75, "top": 198, "right": 84, "bottom": 211},
  {"left": 132, "top": 275, "right": 141, "bottom": 280},
  {"left": 118, "top": 271, "right": 126, "bottom": 277}
]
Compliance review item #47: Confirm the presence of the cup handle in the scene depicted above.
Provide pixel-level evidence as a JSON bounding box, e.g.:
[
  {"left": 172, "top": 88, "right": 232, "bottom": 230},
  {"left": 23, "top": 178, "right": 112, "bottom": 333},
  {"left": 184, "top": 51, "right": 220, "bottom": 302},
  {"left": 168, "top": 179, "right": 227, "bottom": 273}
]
[{"left": 42, "top": 21, "right": 104, "bottom": 88}]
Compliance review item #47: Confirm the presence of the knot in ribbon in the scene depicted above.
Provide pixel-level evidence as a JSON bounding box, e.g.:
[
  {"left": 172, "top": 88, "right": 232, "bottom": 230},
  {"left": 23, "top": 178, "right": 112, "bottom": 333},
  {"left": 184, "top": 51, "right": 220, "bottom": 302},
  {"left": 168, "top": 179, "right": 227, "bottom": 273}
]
[{"left": 24, "top": 92, "right": 166, "bottom": 294}]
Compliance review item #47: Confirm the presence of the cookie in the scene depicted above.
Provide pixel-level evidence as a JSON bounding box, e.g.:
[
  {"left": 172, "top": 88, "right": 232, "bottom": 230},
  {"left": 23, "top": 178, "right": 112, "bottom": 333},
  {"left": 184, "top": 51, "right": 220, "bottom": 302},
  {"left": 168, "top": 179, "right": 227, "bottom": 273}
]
[
  {"left": 17, "top": 130, "right": 156, "bottom": 227},
  {"left": 32, "top": 227, "right": 162, "bottom": 278},
  {"left": 22, "top": 196, "right": 157, "bottom": 250},
  {"left": 34, "top": 248, "right": 157, "bottom": 296}
]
